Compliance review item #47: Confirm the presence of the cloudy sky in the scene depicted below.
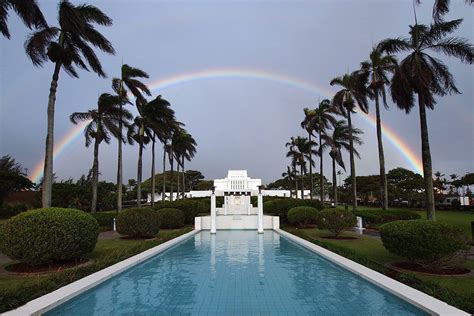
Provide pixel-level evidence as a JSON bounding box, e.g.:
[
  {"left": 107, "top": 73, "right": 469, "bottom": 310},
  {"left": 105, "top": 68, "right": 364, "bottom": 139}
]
[{"left": 1, "top": 0, "right": 472, "bottom": 184}]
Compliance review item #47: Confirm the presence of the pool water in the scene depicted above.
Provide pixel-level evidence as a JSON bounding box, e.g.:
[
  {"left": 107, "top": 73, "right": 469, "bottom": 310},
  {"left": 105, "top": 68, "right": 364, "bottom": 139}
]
[{"left": 47, "top": 231, "right": 426, "bottom": 315}]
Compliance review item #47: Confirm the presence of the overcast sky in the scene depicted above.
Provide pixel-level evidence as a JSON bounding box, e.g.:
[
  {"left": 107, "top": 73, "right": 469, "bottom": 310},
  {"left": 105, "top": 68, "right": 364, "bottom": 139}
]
[{"left": 1, "top": 0, "right": 473, "bottom": 184}]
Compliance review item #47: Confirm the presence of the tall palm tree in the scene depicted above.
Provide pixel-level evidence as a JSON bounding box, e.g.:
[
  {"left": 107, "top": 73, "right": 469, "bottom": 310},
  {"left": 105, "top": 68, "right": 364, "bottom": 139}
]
[
  {"left": 379, "top": 19, "right": 473, "bottom": 220},
  {"left": 321, "top": 120, "right": 363, "bottom": 207},
  {"left": 112, "top": 64, "right": 151, "bottom": 211},
  {"left": 415, "top": 0, "right": 474, "bottom": 22},
  {"left": 286, "top": 136, "right": 317, "bottom": 199},
  {"left": 161, "top": 121, "right": 182, "bottom": 202},
  {"left": 301, "top": 99, "right": 337, "bottom": 202},
  {"left": 173, "top": 131, "right": 197, "bottom": 199},
  {"left": 0, "top": 0, "right": 46, "bottom": 39},
  {"left": 330, "top": 71, "right": 370, "bottom": 211},
  {"left": 25, "top": 0, "right": 115, "bottom": 207},
  {"left": 360, "top": 46, "right": 398, "bottom": 210},
  {"left": 282, "top": 166, "right": 298, "bottom": 198},
  {"left": 128, "top": 116, "right": 152, "bottom": 206},
  {"left": 140, "top": 96, "right": 175, "bottom": 206},
  {"left": 70, "top": 93, "right": 131, "bottom": 212}
]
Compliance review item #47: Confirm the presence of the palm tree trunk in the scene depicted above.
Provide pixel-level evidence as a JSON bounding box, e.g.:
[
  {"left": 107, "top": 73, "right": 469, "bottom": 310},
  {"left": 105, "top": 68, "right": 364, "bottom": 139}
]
[
  {"left": 137, "top": 143, "right": 143, "bottom": 206},
  {"left": 332, "top": 155, "right": 337, "bottom": 207},
  {"left": 182, "top": 156, "right": 186, "bottom": 199},
  {"left": 91, "top": 137, "right": 99, "bottom": 213},
  {"left": 162, "top": 144, "right": 166, "bottom": 202},
  {"left": 374, "top": 92, "right": 388, "bottom": 210},
  {"left": 294, "top": 167, "right": 298, "bottom": 199},
  {"left": 176, "top": 158, "right": 180, "bottom": 200},
  {"left": 42, "top": 61, "right": 62, "bottom": 208},
  {"left": 347, "top": 111, "right": 357, "bottom": 211},
  {"left": 170, "top": 156, "right": 174, "bottom": 202},
  {"left": 300, "top": 165, "right": 304, "bottom": 199},
  {"left": 308, "top": 132, "right": 313, "bottom": 200},
  {"left": 319, "top": 129, "right": 324, "bottom": 203},
  {"left": 151, "top": 134, "right": 155, "bottom": 207},
  {"left": 116, "top": 104, "right": 123, "bottom": 213},
  {"left": 418, "top": 95, "right": 435, "bottom": 220}
]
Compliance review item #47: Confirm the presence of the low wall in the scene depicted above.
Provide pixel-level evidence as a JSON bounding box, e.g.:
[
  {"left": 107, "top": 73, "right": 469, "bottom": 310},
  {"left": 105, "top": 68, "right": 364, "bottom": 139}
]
[{"left": 195, "top": 215, "right": 279, "bottom": 230}]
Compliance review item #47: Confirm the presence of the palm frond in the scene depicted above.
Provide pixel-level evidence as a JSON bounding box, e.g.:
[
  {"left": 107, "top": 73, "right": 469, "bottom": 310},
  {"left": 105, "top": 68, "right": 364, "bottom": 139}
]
[{"left": 24, "top": 27, "right": 59, "bottom": 66}]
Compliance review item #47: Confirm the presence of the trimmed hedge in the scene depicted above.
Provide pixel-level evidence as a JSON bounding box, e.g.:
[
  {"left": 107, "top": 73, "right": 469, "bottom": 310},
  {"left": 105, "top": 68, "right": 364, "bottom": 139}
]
[
  {"left": 264, "top": 198, "right": 323, "bottom": 223},
  {"left": 91, "top": 212, "right": 115, "bottom": 229},
  {"left": 156, "top": 208, "right": 185, "bottom": 229},
  {"left": 154, "top": 199, "right": 208, "bottom": 224},
  {"left": 380, "top": 220, "right": 468, "bottom": 270},
  {"left": 288, "top": 206, "right": 319, "bottom": 228},
  {"left": 316, "top": 209, "right": 356, "bottom": 237},
  {"left": 116, "top": 207, "right": 160, "bottom": 238},
  {"left": 0, "top": 208, "right": 99, "bottom": 265},
  {"left": 353, "top": 209, "right": 420, "bottom": 227}
]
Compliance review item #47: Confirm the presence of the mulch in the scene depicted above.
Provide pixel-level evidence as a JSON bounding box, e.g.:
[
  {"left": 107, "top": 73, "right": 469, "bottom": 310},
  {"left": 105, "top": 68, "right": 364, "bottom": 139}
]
[
  {"left": 3, "top": 258, "right": 93, "bottom": 276},
  {"left": 391, "top": 261, "right": 471, "bottom": 276}
]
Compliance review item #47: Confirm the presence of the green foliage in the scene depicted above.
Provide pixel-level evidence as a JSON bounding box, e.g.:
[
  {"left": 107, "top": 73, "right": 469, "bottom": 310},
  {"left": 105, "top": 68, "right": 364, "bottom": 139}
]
[
  {"left": 116, "top": 207, "right": 160, "bottom": 238},
  {"left": 263, "top": 198, "right": 323, "bottom": 223},
  {"left": 316, "top": 209, "right": 356, "bottom": 237},
  {"left": 380, "top": 220, "right": 468, "bottom": 270},
  {"left": 0, "top": 208, "right": 99, "bottom": 265},
  {"left": 0, "top": 203, "right": 28, "bottom": 219},
  {"left": 156, "top": 208, "right": 185, "bottom": 229},
  {"left": 154, "top": 199, "right": 208, "bottom": 224},
  {"left": 287, "top": 206, "right": 319, "bottom": 228},
  {"left": 353, "top": 208, "right": 420, "bottom": 228},
  {"left": 91, "top": 212, "right": 116, "bottom": 229},
  {"left": 0, "top": 155, "right": 33, "bottom": 206}
]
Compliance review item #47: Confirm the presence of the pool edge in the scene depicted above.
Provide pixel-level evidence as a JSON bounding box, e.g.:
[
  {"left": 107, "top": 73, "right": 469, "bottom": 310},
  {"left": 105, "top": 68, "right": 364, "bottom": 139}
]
[
  {"left": 275, "top": 228, "right": 468, "bottom": 316},
  {"left": 3, "top": 229, "right": 201, "bottom": 316}
]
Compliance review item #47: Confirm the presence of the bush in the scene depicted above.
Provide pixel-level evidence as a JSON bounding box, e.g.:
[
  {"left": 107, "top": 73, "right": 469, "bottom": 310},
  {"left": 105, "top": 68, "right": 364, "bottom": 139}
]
[
  {"left": 316, "top": 209, "right": 356, "bottom": 237},
  {"left": 288, "top": 206, "right": 319, "bottom": 228},
  {"left": 156, "top": 208, "right": 185, "bottom": 229},
  {"left": 353, "top": 209, "right": 420, "bottom": 228},
  {"left": 264, "top": 198, "right": 324, "bottom": 223},
  {"left": 0, "top": 208, "right": 99, "bottom": 265},
  {"left": 380, "top": 220, "right": 468, "bottom": 271},
  {"left": 116, "top": 207, "right": 160, "bottom": 238},
  {"left": 154, "top": 200, "right": 207, "bottom": 224},
  {"left": 0, "top": 203, "right": 28, "bottom": 219},
  {"left": 91, "top": 212, "right": 116, "bottom": 229}
]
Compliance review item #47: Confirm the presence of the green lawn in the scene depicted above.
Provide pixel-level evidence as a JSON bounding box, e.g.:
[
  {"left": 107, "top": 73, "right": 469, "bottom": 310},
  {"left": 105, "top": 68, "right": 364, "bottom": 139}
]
[
  {"left": 285, "top": 227, "right": 474, "bottom": 313},
  {"left": 0, "top": 227, "right": 192, "bottom": 313}
]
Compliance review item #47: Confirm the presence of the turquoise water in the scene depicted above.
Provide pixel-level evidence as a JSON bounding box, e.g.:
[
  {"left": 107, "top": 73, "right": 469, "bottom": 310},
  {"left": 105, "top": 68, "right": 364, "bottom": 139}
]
[{"left": 47, "top": 231, "right": 426, "bottom": 315}]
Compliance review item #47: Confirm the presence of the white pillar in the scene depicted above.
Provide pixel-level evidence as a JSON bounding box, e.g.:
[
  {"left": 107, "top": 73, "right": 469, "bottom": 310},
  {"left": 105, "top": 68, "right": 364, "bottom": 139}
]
[
  {"left": 247, "top": 194, "right": 251, "bottom": 215},
  {"left": 257, "top": 193, "right": 263, "bottom": 234},
  {"left": 224, "top": 195, "right": 228, "bottom": 215},
  {"left": 211, "top": 193, "right": 216, "bottom": 234}
]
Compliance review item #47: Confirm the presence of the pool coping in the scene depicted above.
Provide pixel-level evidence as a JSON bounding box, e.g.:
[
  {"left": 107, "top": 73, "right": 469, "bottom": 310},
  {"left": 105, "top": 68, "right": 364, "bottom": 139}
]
[
  {"left": 3, "top": 229, "right": 200, "bottom": 316},
  {"left": 275, "top": 229, "right": 468, "bottom": 316}
]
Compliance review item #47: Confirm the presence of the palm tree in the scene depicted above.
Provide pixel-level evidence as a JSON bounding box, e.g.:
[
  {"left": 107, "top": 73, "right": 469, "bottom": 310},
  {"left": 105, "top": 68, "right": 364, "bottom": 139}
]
[
  {"left": 173, "top": 131, "right": 197, "bottom": 200},
  {"left": 321, "top": 120, "right": 363, "bottom": 207},
  {"left": 25, "top": 0, "right": 115, "bottom": 207},
  {"left": 112, "top": 64, "right": 151, "bottom": 212},
  {"left": 379, "top": 19, "right": 473, "bottom": 220},
  {"left": 70, "top": 93, "right": 131, "bottom": 212},
  {"left": 0, "top": 0, "right": 46, "bottom": 39},
  {"left": 140, "top": 96, "right": 175, "bottom": 206},
  {"left": 282, "top": 166, "right": 298, "bottom": 198},
  {"left": 360, "top": 46, "right": 398, "bottom": 210},
  {"left": 415, "top": 0, "right": 474, "bottom": 22},
  {"left": 330, "top": 71, "right": 370, "bottom": 211},
  {"left": 128, "top": 116, "right": 152, "bottom": 206},
  {"left": 286, "top": 136, "right": 317, "bottom": 199},
  {"left": 301, "top": 99, "right": 337, "bottom": 202}
]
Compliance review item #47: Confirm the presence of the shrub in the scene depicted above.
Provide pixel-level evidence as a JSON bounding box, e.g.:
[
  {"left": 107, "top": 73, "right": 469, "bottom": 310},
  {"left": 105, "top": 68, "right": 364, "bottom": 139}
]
[
  {"left": 156, "top": 208, "right": 185, "bottom": 229},
  {"left": 0, "top": 203, "right": 28, "bottom": 219},
  {"left": 264, "top": 198, "right": 324, "bottom": 223},
  {"left": 154, "top": 200, "right": 208, "bottom": 224},
  {"left": 288, "top": 206, "right": 319, "bottom": 228},
  {"left": 116, "top": 207, "right": 160, "bottom": 238},
  {"left": 353, "top": 209, "right": 420, "bottom": 228},
  {"left": 380, "top": 220, "right": 468, "bottom": 271},
  {"left": 91, "top": 212, "right": 116, "bottom": 229},
  {"left": 316, "top": 209, "right": 356, "bottom": 237},
  {"left": 0, "top": 208, "right": 99, "bottom": 265}
]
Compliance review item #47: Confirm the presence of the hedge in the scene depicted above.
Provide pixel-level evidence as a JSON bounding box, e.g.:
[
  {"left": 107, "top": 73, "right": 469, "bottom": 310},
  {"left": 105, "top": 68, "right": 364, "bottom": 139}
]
[
  {"left": 380, "top": 220, "right": 468, "bottom": 270},
  {"left": 0, "top": 208, "right": 99, "bottom": 265},
  {"left": 156, "top": 208, "right": 185, "bottom": 229},
  {"left": 154, "top": 199, "right": 208, "bottom": 224},
  {"left": 263, "top": 198, "right": 323, "bottom": 223},
  {"left": 116, "top": 207, "right": 160, "bottom": 238},
  {"left": 353, "top": 209, "right": 420, "bottom": 227},
  {"left": 91, "top": 212, "right": 116, "bottom": 229},
  {"left": 288, "top": 206, "right": 319, "bottom": 228}
]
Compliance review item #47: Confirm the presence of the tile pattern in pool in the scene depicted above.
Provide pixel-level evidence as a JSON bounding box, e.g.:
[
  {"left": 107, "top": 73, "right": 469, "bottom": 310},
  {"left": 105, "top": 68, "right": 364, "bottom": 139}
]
[{"left": 47, "top": 231, "right": 427, "bottom": 315}]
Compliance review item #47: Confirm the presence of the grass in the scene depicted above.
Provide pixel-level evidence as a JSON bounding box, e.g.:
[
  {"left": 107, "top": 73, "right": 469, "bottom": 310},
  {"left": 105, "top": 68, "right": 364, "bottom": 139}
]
[
  {"left": 0, "top": 227, "right": 192, "bottom": 313},
  {"left": 285, "top": 226, "right": 474, "bottom": 313}
]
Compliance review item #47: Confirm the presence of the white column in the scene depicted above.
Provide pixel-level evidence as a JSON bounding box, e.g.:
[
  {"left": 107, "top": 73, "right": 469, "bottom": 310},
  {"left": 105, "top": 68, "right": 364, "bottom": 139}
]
[
  {"left": 211, "top": 193, "right": 216, "bottom": 234},
  {"left": 247, "top": 194, "right": 251, "bottom": 215},
  {"left": 224, "top": 195, "right": 228, "bottom": 215},
  {"left": 257, "top": 193, "right": 263, "bottom": 234}
]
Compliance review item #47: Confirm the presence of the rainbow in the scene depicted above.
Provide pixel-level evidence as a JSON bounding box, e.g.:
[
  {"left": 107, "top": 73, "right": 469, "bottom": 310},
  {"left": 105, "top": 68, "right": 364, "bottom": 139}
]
[
  {"left": 29, "top": 68, "right": 424, "bottom": 183},
  {"left": 30, "top": 120, "right": 89, "bottom": 183}
]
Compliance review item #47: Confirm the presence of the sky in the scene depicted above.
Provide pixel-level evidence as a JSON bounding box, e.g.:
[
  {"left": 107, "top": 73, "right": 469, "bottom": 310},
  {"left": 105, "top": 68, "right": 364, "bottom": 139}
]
[{"left": 0, "top": 0, "right": 473, "bottom": 185}]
